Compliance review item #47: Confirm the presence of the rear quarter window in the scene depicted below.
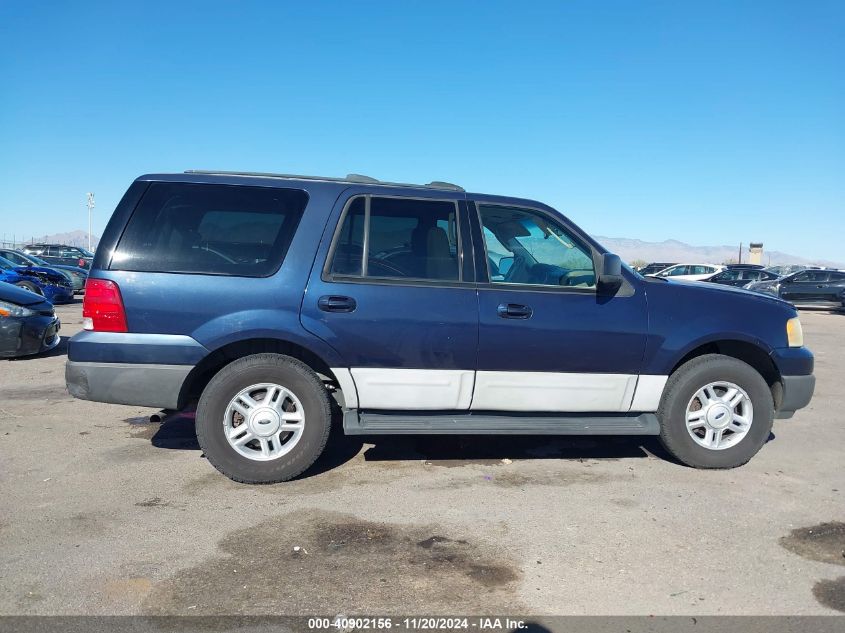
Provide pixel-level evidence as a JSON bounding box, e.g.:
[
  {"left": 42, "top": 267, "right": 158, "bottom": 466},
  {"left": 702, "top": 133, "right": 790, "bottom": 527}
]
[{"left": 111, "top": 182, "right": 308, "bottom": 276}]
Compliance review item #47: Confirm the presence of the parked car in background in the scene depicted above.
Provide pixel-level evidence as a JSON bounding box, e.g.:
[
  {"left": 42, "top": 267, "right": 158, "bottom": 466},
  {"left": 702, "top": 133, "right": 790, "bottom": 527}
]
[
  {"left": 0, "top": 281, "right": 61, "bottom": 358},
  {"left": 747, "top": 269, "right": 845, "bottom": 309},
  {"left": 0, "top": 256, "right": 74, "bottom": 303},
  {"left": 765, "top": 264, "right": 813, "bottom": 277},
  {"left": 636, "top": 262, "right": 678, "bottom": 276},
  {"left": 0, "top": 248, "right": 88, "bottom": 293},
  {"left": 650, "top": 263, "right": 725, "bottom": 281},
  {"left": 21, "top": 244, "right": 93, "bottom": 270},
  {"left": 66, "top": 170, "right": 814, "bottom": 483},
  {"left": 705, "top": 268, "right": 780, "bottom": 288}
]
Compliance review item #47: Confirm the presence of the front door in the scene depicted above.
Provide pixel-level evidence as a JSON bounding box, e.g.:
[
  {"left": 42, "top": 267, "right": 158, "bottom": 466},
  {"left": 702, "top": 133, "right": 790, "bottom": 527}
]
[
  {"left": 469, "top": 199, "right": 648, "bottom": 412},
  {"left": 301, "top": 190, "right": 478, "bottom": 410}
]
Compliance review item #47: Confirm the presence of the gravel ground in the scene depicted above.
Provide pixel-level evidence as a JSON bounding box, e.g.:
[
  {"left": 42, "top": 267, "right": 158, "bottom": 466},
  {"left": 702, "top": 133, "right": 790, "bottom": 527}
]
[{"left": 0, "top": 301, "right": 843, "bottom": 616}]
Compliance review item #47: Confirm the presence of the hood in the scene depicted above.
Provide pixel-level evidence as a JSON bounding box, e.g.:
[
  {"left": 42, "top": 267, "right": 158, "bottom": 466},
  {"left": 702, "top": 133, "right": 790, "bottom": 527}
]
[
  {"left": 15, "top": 265, "right": 66, "bottom": 283},
  {"left": 0, "top": 280, "right": 49, "bottom": 307},
  {"left": 643, "top": 275, "right": 793, "bottom": 309}
]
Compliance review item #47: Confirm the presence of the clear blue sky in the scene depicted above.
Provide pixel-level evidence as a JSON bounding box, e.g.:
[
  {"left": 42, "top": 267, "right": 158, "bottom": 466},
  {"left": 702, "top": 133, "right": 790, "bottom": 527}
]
[{"left": 1, "top": 1, "right": 842, "bottom": 260}]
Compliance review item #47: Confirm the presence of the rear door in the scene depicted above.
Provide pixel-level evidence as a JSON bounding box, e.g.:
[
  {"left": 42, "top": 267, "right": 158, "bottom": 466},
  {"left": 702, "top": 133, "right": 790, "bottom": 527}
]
[
  {"left": 468, "top": 198, "right": 648, "bottom": 413},
  {"left": 300, "top": 189, "right": 478, "bottom": 410},
  {"left": 781, "top": 271, "right": 831, "bottom": 303}
]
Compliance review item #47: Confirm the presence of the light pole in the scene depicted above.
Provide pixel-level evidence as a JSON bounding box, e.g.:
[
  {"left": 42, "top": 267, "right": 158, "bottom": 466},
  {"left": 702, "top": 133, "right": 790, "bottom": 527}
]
[{"left": 86, "top": 192, "right": 95, "bottom": 251}]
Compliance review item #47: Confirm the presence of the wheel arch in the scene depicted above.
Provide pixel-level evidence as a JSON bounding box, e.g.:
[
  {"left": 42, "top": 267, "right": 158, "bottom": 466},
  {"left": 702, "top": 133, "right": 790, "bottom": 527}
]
[
  {"left": 177, "top": 337, "right": 351, "bottom": 410},
  {"left": 669, "top": 339, "right": 783, "bottom": 409}
]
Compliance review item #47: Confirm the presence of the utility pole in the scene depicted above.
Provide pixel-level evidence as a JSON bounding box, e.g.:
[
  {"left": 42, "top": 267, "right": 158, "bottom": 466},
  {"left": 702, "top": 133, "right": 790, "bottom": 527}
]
[
  {"left": 738, "top": 242, "right": 742, "bottom": 264},
  {"left": 86, "top": 193, "right": 95, "bottom": 251}
]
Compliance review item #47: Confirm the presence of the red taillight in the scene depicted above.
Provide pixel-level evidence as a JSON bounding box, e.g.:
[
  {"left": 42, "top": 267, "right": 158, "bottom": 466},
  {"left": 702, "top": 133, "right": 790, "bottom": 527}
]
[{"left": 82, "top": 279, "right": 127, "bottom": 332}]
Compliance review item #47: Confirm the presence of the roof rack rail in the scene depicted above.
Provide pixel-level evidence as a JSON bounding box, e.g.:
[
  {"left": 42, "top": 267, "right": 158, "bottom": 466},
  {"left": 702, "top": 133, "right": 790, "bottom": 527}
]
[
  {"left": 184, "top": 170, "right": 464, "bottom": 192},
  {"left": 426, "top": 181, "right": 464, "bottom": 192}
]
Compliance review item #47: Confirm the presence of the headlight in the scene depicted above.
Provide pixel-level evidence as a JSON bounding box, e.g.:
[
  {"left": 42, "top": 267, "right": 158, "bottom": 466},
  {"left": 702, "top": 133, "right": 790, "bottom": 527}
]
[
  {"left": 786, "top": 316, "right": 804, "bottom": 348},
  {"left": 0, "top": 300, "right": 36, "bottom": 318}
]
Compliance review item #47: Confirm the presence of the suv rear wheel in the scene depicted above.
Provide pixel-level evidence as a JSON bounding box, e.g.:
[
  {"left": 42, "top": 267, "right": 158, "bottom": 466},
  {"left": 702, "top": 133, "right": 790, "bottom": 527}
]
[
  {"left": 657, "top": 354, "right": 774, "bottom": 469},
  {"left": 196, "top": 353, "right": 331, "bottom": 484}
]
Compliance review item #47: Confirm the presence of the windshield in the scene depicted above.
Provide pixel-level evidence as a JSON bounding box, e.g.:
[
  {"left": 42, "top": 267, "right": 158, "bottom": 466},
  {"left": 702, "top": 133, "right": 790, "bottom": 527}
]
[
  {"left": 0, "top": 256, "right": 16, "bottom": 271},
  {"left": 80, "top": 248, "right": 94, "bottom": 257}
]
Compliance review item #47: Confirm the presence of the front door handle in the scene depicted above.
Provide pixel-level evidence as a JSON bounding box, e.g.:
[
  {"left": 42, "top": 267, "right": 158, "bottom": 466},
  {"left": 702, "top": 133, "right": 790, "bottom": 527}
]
[
  {"left": 497, "top": 303, "right": 533, "bottom": 319},
  {"left": 318, "top": 295, "right": 357, "bottom": 313}
]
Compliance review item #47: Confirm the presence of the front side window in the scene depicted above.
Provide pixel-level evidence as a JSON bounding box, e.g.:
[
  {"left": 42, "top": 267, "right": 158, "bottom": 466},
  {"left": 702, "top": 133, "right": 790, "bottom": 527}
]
[
  {"left": 662, "top": 265, "right": 689, "bottom": 277},
  {"left": 329, "top": 196, "right": 460, "bottom": 281},
  {"left": 477, "top": 204, "right": 595, "bottom": 288},
  {"left": 112, "top": 182, "right": 308, "bottom": 276}
]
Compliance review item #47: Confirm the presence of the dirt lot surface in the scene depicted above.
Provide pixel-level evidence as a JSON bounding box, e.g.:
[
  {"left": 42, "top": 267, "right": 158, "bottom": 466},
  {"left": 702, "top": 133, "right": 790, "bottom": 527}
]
[{"left": 1, "top": 302, "right": 843, "bottom": 615}]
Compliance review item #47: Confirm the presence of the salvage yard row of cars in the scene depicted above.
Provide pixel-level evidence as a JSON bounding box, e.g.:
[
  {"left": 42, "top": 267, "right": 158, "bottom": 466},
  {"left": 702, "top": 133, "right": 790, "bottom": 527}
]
[
  {"left": 0, "top": 244, "right": 91, "bottom": 358},
  {"left": 637, "top": 262, "right": 845, "bottom": 309}
]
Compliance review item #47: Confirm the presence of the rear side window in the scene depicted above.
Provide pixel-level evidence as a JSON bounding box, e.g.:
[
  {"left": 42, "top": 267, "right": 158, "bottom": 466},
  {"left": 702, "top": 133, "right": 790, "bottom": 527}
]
[
  {"left": 112, "top": 182, "right": 308, "bottom": 276},
  {"left": 329, "top": 196, "right": 460, "bottom": 281}
]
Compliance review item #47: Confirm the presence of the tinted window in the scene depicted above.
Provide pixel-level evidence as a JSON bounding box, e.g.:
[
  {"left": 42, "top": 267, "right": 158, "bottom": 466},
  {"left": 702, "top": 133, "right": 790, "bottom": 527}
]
[
  {"left": 828, "top": 271, "right": 845, "bottom": 281},
  {"left": 112, "top": 182, "right": 307, "bottom": 276},
  {"left": 478, "top": 204, "right": 595, "bottom": 288},
  {"left": 329, "top": 196, "right": 460, "bottom": 281},
  {"left": 664, "top": 265, "right": 688, "bottom": 276},
  {"left": 792, "top": 271, "right": 830, "bottom": 283}
]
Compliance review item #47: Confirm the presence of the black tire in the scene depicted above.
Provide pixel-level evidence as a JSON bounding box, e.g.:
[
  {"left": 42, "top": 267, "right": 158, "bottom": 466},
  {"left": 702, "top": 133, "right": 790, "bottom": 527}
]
[
  {"left": 15, "top": 281, "right": 43, "bottom": 295},
  {"left": 657, "top": 353, "right": 774, "bottom": 469},
  {"left": 196, "top": 353, "right": 331, "bottom": 484}
]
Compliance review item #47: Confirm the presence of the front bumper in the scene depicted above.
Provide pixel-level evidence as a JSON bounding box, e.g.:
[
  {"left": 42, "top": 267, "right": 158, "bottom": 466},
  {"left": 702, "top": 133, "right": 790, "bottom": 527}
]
[
  {"left": 43, "top": 285, "right": 74, "bottom": 304},
  {"left": 65, "top": 360, "right": 192, "bottom": 409},
  {"left": 776, "top": 374, "right": 816, "bottom": 419},
  {"left": 0, "top": 315, "right": 61, "bottom": 358}
]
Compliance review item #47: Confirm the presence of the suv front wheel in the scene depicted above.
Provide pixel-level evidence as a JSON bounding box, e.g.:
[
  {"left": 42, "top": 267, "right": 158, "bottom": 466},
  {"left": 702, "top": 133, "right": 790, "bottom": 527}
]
[
  {"left": 196, "top": 353, "right": 332, "bottom": 484},
  {"left": 657, "top": 354, "right": 774, "bottom": 469}
]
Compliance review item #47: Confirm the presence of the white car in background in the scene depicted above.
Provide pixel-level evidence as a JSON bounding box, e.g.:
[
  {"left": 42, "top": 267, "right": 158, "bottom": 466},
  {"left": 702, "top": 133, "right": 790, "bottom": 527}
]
[{"left": 649, "top": 263, "right": 725, "bottom": 281}]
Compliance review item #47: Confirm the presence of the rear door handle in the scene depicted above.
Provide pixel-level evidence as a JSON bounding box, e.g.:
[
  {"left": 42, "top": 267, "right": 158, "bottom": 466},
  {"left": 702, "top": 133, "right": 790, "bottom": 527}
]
[
  {"left": 497, "top": 303, "right": 533, "bottom": 319},
  {"left": 318, "top": 295, "right": 357, "bottom": 313}
]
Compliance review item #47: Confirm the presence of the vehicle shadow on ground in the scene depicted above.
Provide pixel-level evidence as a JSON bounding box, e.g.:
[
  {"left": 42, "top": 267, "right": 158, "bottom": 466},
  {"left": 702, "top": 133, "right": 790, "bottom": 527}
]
[
  {"left": 143, "top": 407, "right": 700, "bottom": 476},
  {"left": 361, "top": 434, "right": 671, "bottom": 464},
  {"left": 146, "top": 406, "right": 366, "bottom": 479}
]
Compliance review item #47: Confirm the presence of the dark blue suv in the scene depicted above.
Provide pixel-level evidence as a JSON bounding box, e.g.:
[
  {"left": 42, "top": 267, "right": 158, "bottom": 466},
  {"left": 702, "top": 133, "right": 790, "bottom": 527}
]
[{"left": 66, "top": 171, "right": 815, "bottom": 483}]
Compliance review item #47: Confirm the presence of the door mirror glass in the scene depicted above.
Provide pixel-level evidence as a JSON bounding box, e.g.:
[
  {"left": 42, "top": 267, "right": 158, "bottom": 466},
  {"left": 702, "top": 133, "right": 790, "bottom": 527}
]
[{"left": 497, "top": 256, "right": 514, "bottom": 278}]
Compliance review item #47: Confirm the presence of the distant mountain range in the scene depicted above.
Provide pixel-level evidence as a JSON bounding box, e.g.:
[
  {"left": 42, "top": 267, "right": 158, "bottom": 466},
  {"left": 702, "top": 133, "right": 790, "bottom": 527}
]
[
  {"left": 22, "top": 230, "right": 842, "bottom": 269},
  {"left": 20, "top": 230, "right": 99, "bottom": 249},
  {"left": 595, "top": 236, "right": 843, "bottom": 269}
]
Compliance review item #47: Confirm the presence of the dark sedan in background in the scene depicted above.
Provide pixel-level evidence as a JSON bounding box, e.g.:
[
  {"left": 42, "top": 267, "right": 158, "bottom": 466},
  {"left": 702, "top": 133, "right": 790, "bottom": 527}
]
[
  {"left": 21, "top": 244, "right": 93, "bottom": 270},
  {"left": 0, "top": 248, "right": 87, "bottom": 293},
  {"left": 705, "top": 266, "right": 780, "bottom": 287},
  {"left": 0, "top": 281, "right": 61, "bottom": 358},
  {"left": 746, "top": 269, "right": 845, "bottom": 308}
]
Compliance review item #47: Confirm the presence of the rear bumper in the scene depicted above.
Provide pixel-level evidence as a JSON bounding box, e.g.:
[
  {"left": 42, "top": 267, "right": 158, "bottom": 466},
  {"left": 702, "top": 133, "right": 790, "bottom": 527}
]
[
  {"left": 776, "top": 374, "right": 816, "bottom": 419},
  {"left": 65, "top": 360, "right": 192, "bottom": 409}
]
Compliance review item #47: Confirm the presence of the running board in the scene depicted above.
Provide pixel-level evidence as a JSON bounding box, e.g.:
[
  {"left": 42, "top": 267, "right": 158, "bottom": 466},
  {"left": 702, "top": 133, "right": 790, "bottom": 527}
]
[{"left": 343, "top": 410, "right": 660, "bottom": 435}]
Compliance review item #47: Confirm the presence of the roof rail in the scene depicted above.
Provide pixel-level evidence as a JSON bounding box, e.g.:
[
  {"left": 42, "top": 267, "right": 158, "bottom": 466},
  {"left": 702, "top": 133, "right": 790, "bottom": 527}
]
[{"left": 183, "top": 170, "right": 464, "bottom": 192}]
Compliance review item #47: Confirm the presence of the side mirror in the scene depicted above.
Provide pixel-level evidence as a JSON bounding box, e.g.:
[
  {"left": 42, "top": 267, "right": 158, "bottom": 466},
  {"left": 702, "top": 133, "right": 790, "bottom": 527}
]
[
  {"left": 498, "top": 256, "right": 514, "bottom": 277},
  {"left": 598, "top": 253, "right": 623, "bottom": 291}
]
